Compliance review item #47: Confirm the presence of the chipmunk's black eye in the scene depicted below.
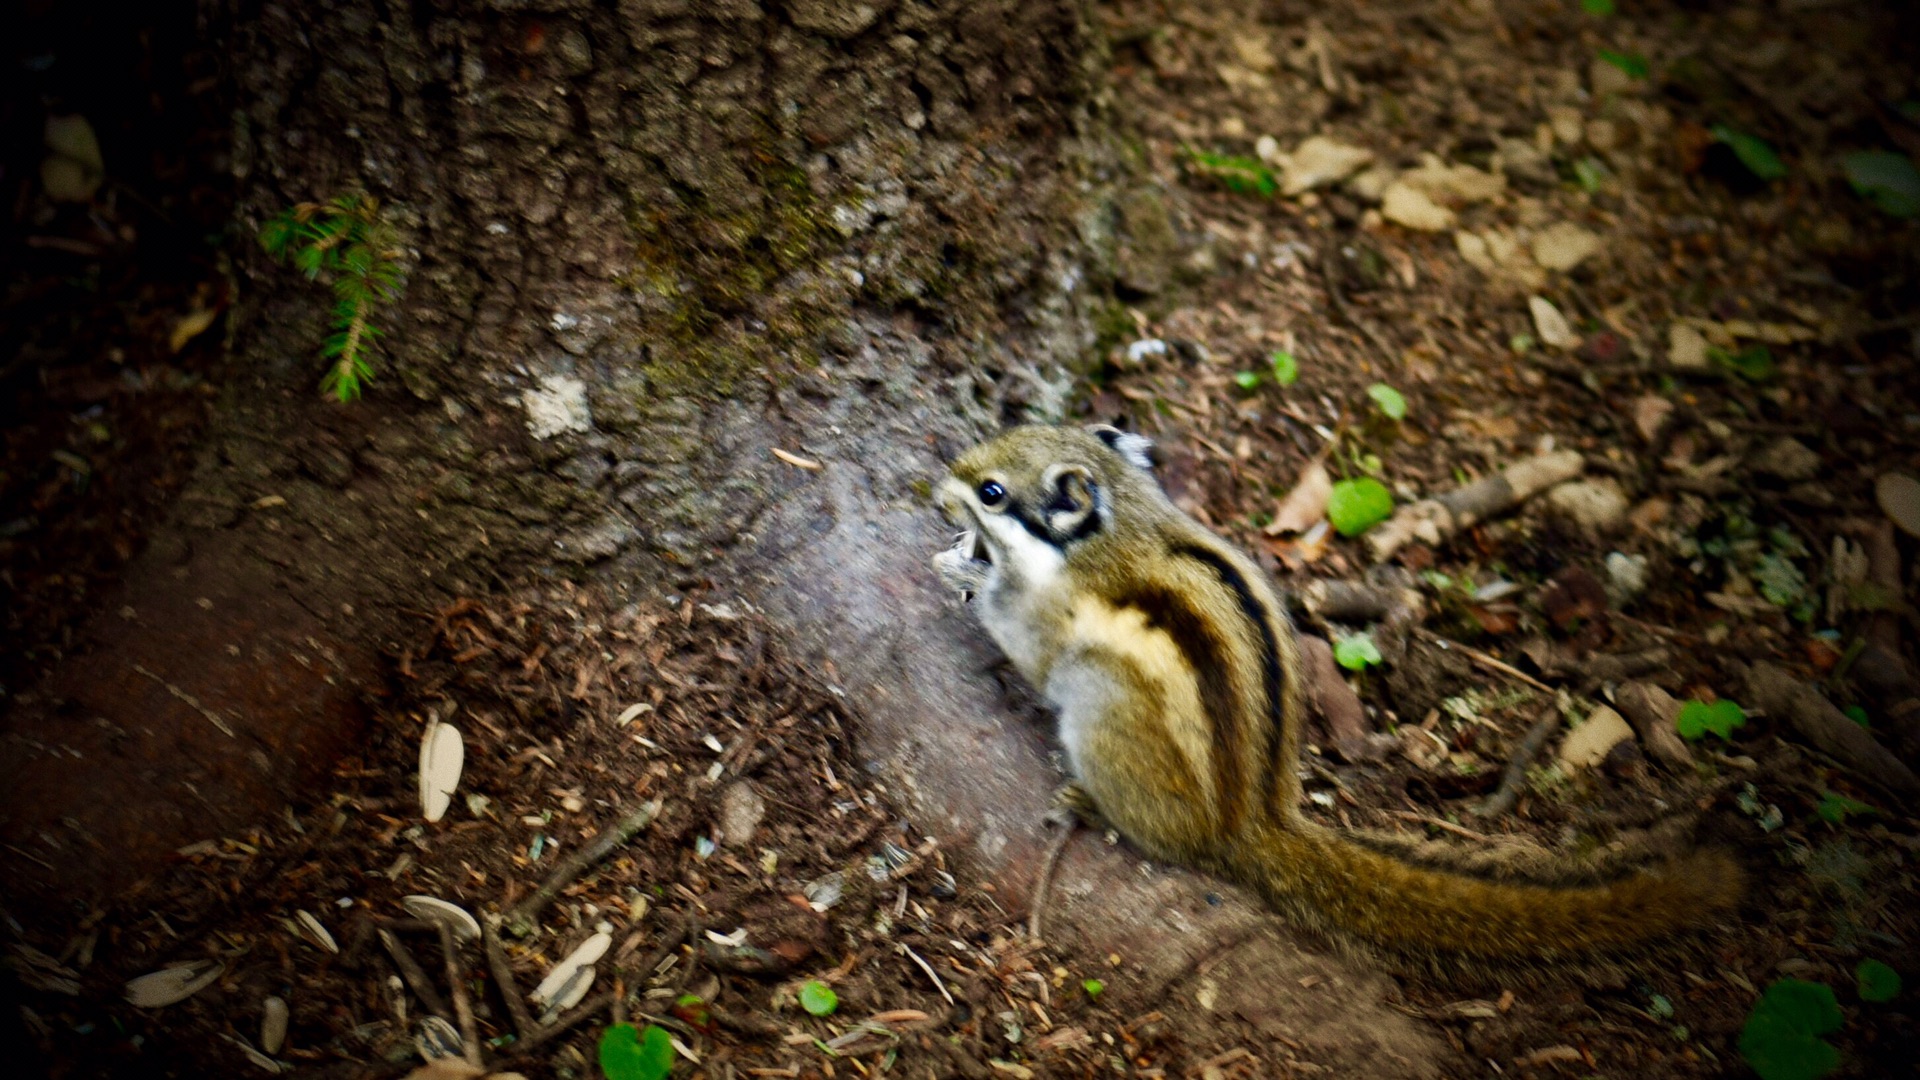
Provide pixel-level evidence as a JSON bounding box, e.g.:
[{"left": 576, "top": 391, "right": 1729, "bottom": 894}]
[{"left": 977, "top": 480, "right": 1006, "bottom": 507}]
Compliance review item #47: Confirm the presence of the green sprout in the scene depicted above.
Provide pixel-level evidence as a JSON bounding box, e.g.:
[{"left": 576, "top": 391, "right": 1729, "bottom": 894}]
[
  {"left": 259, "top": 192, "right": 403, "bottom": 401},
  {"left": 1676, "top": 699, "right": 1746, "bottom": 741}
]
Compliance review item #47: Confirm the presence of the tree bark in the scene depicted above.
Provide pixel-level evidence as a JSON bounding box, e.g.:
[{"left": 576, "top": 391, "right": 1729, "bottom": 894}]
[{"left": 3, "top": 0, "right": 1116, "bottom": 910}]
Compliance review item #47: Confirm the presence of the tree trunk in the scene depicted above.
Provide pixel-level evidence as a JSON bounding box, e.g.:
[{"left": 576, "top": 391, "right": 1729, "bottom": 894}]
[
  {"left": 1, "top": 2, "right": 1443, "bottom": 1069},
  {"left": 5, "top": 0, "right": 1113, "bottom": 905}
]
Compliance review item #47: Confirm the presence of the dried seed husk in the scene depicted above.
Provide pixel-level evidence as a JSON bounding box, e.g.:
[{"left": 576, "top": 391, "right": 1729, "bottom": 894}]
[
  {"left": 260, "top": 994, "right": 290, "bottom": 1053},
  {"left": 401, "top": 896, "right": 482, "bottom": 943},
  {"left": 539, "top": 963, "right": 596, "bottom": 1018},
  {"left": 415, "top": 1015, "right": 465, "bottom": 1061},
  {"left": 294, "top": 910, "right": 339, "bottom": 953},
  {"left": 125, "top": 960, "right": 225, "bottom": 1007},
  {"left": 418, "top": 721, "right": 465, "bottom": 823},
  {"left": 529, "top": 930, "right": 611, "bottom": 1004}
]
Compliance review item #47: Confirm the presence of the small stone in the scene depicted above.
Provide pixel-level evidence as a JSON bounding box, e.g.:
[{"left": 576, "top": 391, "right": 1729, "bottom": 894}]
[
  {"left": 1254, "top": 134, "right": 1281, "bottom": 164},
  {"left": 1558, "top": 705, "right": 1634, "bottom": 770},
  {"left": 1547, "top": 106, "right": 1585, "bottom": 147},
  {"left": 1123, "top": 338, "right": 1168, "bottom": 365},
  {"left": 1280, "top": 136, "right": 1374, "bottom": 196},
  {"left": 1381, "top": 182, "right": 1455, "bottom": 231},
  {"left": 1528, "top": 296, "right": 1579, "bottom": 349},
  {"left": 717, "top": 782, "right": 766, "bottom": 847},
  {"left": 1604, "top": 551, "right": 1650, "bottom": 603},
  {"left": 1749, "top": 437, "right": 1821, "bottom": 482},
  {"left": 1667, "top": 324, "right": 1711, "bottom": 369},
  {"left": 1530, "top": 222, "right": 1601, "bottom": 273},
  {"left": 1629, "top": 395, "right": 1674, "bottom": 443},
  {"left": 1546, "top": 479, "right": 1629, "bottom": 532},
  {"left": 1217, "top": 116, "right": 1247, "bottom": 139}
]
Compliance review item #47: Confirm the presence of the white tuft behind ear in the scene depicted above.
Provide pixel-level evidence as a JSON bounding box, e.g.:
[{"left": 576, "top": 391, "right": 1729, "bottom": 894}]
[{"left": 1087, "top": 425, "right": 1155, "bottom": 470}]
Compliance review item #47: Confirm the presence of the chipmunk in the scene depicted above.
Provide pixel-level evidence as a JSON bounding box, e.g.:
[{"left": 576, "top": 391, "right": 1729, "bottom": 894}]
[{"left": 932, "top": 424, "right": 1742, "bottom": 960}]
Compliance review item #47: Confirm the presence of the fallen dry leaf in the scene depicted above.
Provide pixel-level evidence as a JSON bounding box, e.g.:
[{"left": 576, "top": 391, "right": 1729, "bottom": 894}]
[
  {"left": 169, "top": 308, "right": 220, "bottom": 354},
  {"left": 1264, "top": 458, "right": 1333, "bottom": 535}
]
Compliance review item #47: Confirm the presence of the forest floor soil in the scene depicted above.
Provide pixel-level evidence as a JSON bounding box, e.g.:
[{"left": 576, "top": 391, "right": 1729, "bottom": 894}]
[{"left": 5, "top": 0, "right": 1919, "bottom": 1077}]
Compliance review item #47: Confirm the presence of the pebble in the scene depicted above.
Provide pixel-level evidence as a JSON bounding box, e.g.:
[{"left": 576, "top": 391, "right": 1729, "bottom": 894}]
[
  {"left": 1668, "top": 324, "right": 1711, "bottom": 369},
  {"left": 1749, "top": 437, "right": 1821, "bottom": 482},
  {"left": 1124, "top": 338, "right": 1168, "bottom": 364},
  {"left": 718, "top": 782, "right": 767, "bottom": 848},
  {"left": 1604, "top": 551, "right": 1650, "bottom": 603},
  {"left": 1546, "top": 479, "right": 1629, "bottom": 532}
]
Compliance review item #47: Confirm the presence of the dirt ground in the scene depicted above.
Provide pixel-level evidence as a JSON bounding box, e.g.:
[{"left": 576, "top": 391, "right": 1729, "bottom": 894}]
[{"left": 5, "top": 0, "right": 1920, "bottom": 1078}]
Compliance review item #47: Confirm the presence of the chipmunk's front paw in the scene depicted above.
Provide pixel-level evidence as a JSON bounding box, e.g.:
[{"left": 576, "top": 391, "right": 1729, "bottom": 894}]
[
  {"left": 932, "top": 530, "right": 991, "bottom": 601},
  {"left": 1048, "top": 782, "right": 1108, "bottom": 830}
]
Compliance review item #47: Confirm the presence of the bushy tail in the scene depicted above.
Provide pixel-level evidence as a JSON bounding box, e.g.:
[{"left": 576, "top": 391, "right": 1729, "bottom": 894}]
[{"left": 1230, "top": 824, "right": 1744, "bottom": 959}]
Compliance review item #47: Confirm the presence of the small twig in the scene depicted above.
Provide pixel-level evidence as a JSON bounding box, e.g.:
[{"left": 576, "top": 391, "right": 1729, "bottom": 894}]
[
  {"left": 1368, "top": 452, "right": 1584, "bottom": 562},
  {"left": 508, "top": 989, "right": 617, "bottom": 1055},
  {"left": 1387, "top": 809, "right": 1489, "bottom": 841},
  {"left": 1743, "top": 661, "right": 1920, "bottom": 799},
  {"left": 1472, "top": 708, "right": 1561, "bottom": 819},
  {"left": 437, "top": 923, "right": 481, "bottom": 1064},
  {"left": 507, "top": 799, "right": 662, "bottom": 935},
  {"left": 379, "top": 928, "right": 452, "bottom": 1019},
  {"left": 482, "top": 916, "right": 535, "bottom": 1042},
  {"left": 1414, "top": 628, "right": 1555, "bottom": 694},
  {"left": 1027, "top": 819, "right": 1079, "bottom": 942},
  {"left": 898, "top": 943, "right": 954, "bottom": 1006}
]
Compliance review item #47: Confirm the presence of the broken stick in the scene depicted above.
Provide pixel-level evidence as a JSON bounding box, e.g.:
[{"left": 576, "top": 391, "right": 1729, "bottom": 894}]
[
  {"left": 1367, "top": 450, "right": 1584, "bottom": 562},
  {"left": 437, "top": 922, "right": 481, "bottom": 1065},
  {"left": 378, "top": 928, "right": 452, "bottom": 1020},
  {"left": 506, "top": 798, "right": 662, "bottom": 935},
  {"left": 481, "top": 917, "right": 536, "bottom": 1041},
  {"left": 1742, "top": 662, "right": 1920, "bottom": 802},
  {"left": 1473, "top": 708, "right": 1562, "bottom": 819},
  {"left": 1414, "top": 627, "right": 1555, "bottom": 694}
]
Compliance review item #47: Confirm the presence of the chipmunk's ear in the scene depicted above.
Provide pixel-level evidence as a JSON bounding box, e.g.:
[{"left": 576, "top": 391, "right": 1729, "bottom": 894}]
[
  {"left": 1087, "top": 424, "right": 1156, "bottom": 470},
  {"left": 1041, "top": 463, "right": 1101, "bottom": 542}
]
